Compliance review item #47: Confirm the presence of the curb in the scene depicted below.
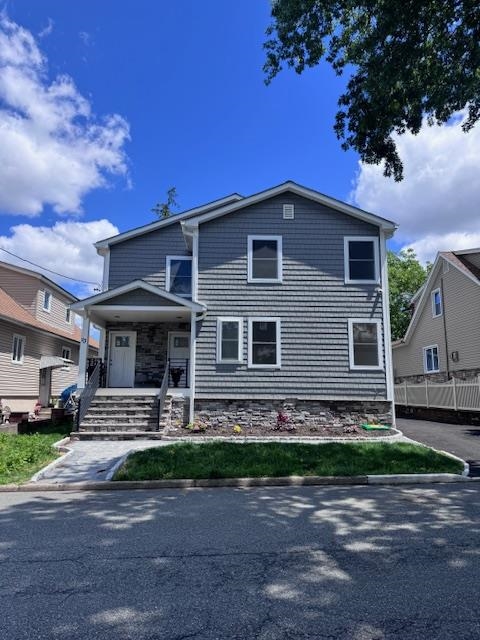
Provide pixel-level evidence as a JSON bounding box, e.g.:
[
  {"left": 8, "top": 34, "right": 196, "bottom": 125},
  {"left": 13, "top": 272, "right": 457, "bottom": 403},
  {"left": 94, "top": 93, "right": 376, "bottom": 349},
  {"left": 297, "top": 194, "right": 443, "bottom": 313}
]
[
  {"left": 30, "top": 436, "right": 74, "bottom": 483},
  {"left": 0, "top": 472, "right": 470, "bottom": 493},
  {"left": 398, "top": 434, "right": 470, "bottom": 477}
]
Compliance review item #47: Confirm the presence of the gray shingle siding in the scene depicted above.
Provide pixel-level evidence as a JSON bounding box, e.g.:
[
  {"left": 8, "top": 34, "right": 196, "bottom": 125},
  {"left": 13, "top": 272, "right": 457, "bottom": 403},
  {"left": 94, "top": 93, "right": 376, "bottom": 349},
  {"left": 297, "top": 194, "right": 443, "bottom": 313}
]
[
  {"left": 97, "top": 290, "right": 178, "bottom": 306},
  {"left": 195, "top": 193, "right": 387, "bottom": 400}
]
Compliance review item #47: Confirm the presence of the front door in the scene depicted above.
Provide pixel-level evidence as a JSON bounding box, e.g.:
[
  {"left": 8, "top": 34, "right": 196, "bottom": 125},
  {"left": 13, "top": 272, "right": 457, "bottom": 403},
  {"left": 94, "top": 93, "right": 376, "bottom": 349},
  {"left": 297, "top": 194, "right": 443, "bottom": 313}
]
[
  {"left": 108, "top": 331, "right": 136, "bottom": 387},
  {"left": 168, "top": 332, "right": 190, "bottom": 387}
]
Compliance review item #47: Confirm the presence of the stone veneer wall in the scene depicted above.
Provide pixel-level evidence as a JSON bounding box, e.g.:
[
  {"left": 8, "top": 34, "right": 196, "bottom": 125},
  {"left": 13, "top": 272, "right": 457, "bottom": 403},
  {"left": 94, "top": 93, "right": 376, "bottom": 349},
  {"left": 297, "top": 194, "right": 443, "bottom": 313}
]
[
  {"left": 395, "top": 367, "right": 480, "bottom": 384},
  {"left": 194, "top": 399, "right": 393, "bottom": 430},
  {"left": 105, "top": 321, "right": 189, "bottom": 386}
]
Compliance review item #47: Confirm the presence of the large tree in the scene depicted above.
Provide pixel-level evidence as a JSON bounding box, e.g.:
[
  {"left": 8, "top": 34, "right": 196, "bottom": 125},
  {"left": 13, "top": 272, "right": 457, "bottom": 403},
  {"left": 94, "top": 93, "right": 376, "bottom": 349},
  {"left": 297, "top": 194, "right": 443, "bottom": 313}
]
[
  {"left": 264, "top": 1, "right": 480, "bottom": 180},
  {"left": 388, "top": 248, "right": 429, "bottom": 340}
]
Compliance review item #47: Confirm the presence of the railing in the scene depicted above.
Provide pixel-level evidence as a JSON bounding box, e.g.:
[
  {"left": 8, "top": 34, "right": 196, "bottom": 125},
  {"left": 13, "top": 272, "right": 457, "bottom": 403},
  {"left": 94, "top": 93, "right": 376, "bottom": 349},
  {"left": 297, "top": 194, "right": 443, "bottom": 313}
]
[
  {"left": 75, "top": 361, "right": 101, "bottom": 430},
  {"left": 394, "top": 376, "right": 480, "bottom": 412},
  {"left": 87, "top": 357, "right": 106, "bottom": 387},
  {"left": 168, "top": 358, "right": 189, "bottom": 388},
  {"left": 156, "top": 368, "right": 169, "bottom": 431}
]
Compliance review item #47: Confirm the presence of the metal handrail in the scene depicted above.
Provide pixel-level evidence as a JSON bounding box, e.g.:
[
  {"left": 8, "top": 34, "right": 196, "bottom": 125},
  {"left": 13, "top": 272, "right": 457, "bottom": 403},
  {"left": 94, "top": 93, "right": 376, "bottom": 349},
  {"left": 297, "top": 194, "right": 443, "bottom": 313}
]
[
  {"left": 75, "top": 361, "right": 100, "bottom": 431},
  {"left": 157, "top": 368, "right": 169, "bottom": 431}
]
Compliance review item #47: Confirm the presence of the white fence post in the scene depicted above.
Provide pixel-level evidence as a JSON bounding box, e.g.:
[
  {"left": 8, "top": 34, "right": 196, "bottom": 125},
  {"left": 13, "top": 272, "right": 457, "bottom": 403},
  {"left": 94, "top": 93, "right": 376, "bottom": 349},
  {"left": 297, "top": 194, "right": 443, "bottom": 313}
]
[
  {"left": 452, "top": 377, "right": 457, "bottom": 411},
  {"left": 404, "top": 380, "right": 408, "bottom": 406},
  {"left": 425, "top": 378, "right": 429, "bottom": 408}
]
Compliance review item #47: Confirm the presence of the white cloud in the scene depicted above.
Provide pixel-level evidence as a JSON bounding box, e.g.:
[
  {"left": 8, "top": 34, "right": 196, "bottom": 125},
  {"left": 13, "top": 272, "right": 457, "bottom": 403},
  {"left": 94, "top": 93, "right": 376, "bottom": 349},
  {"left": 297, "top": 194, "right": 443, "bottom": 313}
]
[
  {"left": 38, "top": 18, "right": 54, "bottom": 39},
  {"left": 0, "top": 15, "right": 129, "bottom": 216},
  {"left": 352, "top": 111, "right": 480, "bottom": 263},
  {"left": 0, "top": 219, "right": 119, "bottom": 297}
]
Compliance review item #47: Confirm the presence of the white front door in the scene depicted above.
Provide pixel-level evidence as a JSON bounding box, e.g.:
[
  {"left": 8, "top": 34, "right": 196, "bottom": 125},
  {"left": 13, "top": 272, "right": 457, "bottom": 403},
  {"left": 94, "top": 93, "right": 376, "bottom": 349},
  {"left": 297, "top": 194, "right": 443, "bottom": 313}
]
[
  {"left": 168, "top": 332, "right": 190, "bottom": 387},
  {"left": 108, "top": 331, "right": 136, "bottom": 387}
]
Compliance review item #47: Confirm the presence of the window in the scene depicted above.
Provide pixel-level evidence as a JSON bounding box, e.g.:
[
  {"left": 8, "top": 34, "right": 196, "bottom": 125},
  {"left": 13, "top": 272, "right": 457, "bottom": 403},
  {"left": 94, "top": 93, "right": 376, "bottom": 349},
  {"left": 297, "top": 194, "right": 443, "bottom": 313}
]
[
  {"left": 344, "top": 237, "right": 379, "bottom": 283},
  {"left": 12, "top": 334, "right": 25, "bottom": 364},
  {"left": 115, "top": 336, "right": 130, "bottom": 348},
  {"left": 217, "top": 318, "right": 243, "bottom": 363},
  {"left": 431, "top": 288, "right": 442, "bottom": 317},
  {"left": 248, "top": 318, "right": 281, "bottom": 368},
  {"left": 65, "top": 308, "right": 71, "bottom": 324},
  {"left": 62, "top": 346, "right": 72, "bottom": 361},
  {"left": 42, "top": 290, "right": 52, "bottom": 312},
  {"left": 248, "top": 236, "right": 282, "bottom": 283},
  {"left": 166, "top": 256, "right": 192, "bottom": 298},
  {"left": 424, "top": 345, "right": 439, "bottom": 373},
  {"left": 348, "top": 319, "right": 382, "bottom": 370}
]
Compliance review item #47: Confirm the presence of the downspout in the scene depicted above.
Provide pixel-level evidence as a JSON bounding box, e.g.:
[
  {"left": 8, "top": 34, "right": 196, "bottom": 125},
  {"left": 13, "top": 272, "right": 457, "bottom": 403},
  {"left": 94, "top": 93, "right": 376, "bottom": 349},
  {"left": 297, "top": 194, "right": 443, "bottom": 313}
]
[
  {"left": 379, "top": 230, "right": 395, "bottom": 422},
  {"left": 188, "top": 226, "right": 199, "bottom": 424}
]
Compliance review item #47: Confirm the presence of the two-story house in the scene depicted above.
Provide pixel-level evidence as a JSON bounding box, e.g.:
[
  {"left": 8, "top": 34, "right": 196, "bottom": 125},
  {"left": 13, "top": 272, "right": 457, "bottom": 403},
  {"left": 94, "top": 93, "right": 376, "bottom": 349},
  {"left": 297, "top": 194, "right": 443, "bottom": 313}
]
[
  {"left": 72, "top": 181, "right": 397, "bottom": 433},
  {"left": 0, "top": 260, "right": 98, "bottom": 414},
  {"left": 393, "top": 249, "right": 480, "bottom": 382}
]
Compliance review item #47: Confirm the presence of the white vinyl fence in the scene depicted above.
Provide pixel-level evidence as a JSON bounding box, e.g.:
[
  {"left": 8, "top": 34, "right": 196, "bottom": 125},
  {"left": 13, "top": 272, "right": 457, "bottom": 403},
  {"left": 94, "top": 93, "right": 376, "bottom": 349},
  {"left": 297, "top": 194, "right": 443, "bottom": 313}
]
[{"left": 394, "top": 377, "right": 480, "bottom": 411}]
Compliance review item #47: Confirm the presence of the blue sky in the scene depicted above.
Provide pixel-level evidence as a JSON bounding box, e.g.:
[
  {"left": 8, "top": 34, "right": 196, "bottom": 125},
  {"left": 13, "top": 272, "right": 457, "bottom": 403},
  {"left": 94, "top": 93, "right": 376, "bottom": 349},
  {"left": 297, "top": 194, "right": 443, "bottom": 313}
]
[{"left": 1, "top": 2, "right": 479, "bottom": 296}]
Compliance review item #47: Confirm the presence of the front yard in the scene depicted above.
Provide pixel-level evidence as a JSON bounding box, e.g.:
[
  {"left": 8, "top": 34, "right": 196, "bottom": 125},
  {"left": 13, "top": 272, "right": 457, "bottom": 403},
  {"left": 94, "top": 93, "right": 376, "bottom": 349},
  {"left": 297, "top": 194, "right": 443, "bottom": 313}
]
[{"left": 113, "top": 441, "right": 463, "bottom": 481}]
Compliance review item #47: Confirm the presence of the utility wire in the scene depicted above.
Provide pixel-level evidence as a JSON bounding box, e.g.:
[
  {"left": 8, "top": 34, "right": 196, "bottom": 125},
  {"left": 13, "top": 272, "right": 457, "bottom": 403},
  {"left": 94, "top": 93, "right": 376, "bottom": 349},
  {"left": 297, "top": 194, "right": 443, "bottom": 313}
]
[{"left": 0, "top": 246, "right": 101, "bottom": 286}]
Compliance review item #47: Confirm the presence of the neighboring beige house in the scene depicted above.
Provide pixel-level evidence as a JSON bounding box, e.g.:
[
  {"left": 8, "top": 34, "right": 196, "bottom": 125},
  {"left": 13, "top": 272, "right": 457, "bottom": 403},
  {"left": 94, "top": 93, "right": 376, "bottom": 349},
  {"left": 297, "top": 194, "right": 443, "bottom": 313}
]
[
  {"left": 0, "top": 261, "right": 98, "bottom": 413},
  {"left": 393, "top": 249, "right": 480, "bottom": 382}
]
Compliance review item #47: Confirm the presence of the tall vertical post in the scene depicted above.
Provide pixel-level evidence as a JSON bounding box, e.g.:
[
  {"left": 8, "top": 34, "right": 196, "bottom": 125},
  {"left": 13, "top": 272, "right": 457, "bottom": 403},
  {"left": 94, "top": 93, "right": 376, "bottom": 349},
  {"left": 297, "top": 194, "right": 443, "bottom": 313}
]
[
  {"left": 189, "top": 310, "right": 196, "bottom": 424},
  {"left": 77, "top": 313, "right": 90, "bottom": 390},
  {"left": 452, "top": 376, "right": 458, "bottom": 411}
]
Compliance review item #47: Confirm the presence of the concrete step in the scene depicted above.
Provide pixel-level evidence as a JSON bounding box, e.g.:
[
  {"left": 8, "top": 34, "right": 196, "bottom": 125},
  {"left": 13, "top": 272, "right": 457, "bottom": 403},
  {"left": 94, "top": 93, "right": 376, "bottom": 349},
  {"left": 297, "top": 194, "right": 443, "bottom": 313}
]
[
  {"left": 89, "top": 399, "right": 158, "bottom": 407},
  {"left": 82, "top": 411, "right": 157, "bottom": 419},
  {"left": 81, "top": 418, "right": 159, "bottom": 426},
  {"left": 79, "top": 422, "right": 159, "bottom": 431},
  {"left": 73, "top": 430, "right": 164, "bottom": 441}
]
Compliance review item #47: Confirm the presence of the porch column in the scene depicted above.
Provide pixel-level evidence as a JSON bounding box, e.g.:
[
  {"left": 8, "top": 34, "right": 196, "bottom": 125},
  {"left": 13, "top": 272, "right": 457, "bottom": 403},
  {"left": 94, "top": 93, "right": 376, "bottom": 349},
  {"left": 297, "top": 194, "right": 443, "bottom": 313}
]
[
  {"left": 98, "top": 327, "right": 107, "bottom": 361},
  {"left": 77, "top": 313, "right": 90, "bottom": 390},
  {"left": 189, "top": 310, "right": 196, "bottom": 424}
]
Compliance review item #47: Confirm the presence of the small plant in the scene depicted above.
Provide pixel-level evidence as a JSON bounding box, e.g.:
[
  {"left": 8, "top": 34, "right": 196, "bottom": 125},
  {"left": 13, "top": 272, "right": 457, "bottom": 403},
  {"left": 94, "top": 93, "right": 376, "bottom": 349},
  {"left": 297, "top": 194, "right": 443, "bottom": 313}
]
[
  {"left": 274, "top": 410, "right": 295, "bottom": 431},
  {"left": 170, "top": 367, "right": 185, "bottom": 388},
  {"left": 185, "top": 421, "right": 207, "bottom": 433},
  {"left": 233, "top": 425, "right": 242, "bottom": 435}
]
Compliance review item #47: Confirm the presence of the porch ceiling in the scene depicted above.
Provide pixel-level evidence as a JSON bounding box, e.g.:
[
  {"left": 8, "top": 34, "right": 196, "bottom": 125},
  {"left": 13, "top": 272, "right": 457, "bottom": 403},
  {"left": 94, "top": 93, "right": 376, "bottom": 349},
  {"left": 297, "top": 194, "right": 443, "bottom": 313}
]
[{"left": 89, "top": 307, "right": 192, "bottom": 326}]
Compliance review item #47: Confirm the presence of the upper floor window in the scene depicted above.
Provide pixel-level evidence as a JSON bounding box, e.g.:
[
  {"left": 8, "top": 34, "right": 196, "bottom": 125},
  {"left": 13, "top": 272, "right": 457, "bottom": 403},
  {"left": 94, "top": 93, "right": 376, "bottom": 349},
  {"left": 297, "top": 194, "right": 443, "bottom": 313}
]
[
  {"left": 12, "top": 334, "right": 25, "bottom": 364},
  {"left": 166, "top": 256, "right": 192, "bottom": 298},
  {"left": 248, "top": 318, "right": 281, "bottom": 368},
  {"left": 344, "top": 237, "right": 379, "bottom": 284},
  {"left": 62, "top": 346, "right": 72, "bottom": 361},
  {"left": 424, "top": 345, "right": 439, "bottom": 373},
  {"left": 431, "top": 288, "right": 442, "bottom": 317},
  {"left": 65, "top": 308, "right": 71, "bottom": 324},
  {"left": 248, "top": 236, "right": 282, "bottom": 283},
  {"left": 217, "top": 318, "right": 243, "bottom": 364},
  {"left": 348, "top": 319, "right": 382, "bottom": 370},
  {"left": 42, "top": 290, "right": 52, "bottom": 312}
]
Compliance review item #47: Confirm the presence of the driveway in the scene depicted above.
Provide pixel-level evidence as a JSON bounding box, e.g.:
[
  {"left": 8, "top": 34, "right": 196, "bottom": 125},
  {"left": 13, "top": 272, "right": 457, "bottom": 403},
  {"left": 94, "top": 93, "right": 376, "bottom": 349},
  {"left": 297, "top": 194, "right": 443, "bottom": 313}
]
[{"left": 397, "top": 417, "right": 480, "bottom": 477}]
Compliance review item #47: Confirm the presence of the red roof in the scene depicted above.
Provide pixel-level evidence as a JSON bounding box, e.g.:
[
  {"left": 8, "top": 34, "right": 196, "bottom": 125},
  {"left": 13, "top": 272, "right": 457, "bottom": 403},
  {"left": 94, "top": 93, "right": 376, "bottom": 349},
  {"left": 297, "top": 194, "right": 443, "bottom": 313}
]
[{"left": 0, "top": 287, "right": 99, "bottom": 349}]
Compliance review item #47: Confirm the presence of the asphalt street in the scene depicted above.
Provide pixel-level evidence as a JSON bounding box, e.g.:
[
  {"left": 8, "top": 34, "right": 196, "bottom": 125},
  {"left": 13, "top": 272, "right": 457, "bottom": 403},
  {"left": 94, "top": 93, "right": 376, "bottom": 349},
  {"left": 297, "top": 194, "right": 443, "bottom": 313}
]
[{"left": 1, "top": 484, "right": 480, "bottom": 640}]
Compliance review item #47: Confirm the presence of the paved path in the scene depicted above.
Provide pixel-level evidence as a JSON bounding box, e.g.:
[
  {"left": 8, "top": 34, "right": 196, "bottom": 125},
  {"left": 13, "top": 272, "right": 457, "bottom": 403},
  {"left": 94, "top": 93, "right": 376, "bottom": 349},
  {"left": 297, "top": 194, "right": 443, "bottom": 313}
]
[
  {"left": 397, "top": 417, "right": 480, "bottom": 476},
  {"left": 33, "top": 440, "right": 170, "bottom": 483},
  {"left": 1, "top": 484, "right": 480, "bottom": 639}
]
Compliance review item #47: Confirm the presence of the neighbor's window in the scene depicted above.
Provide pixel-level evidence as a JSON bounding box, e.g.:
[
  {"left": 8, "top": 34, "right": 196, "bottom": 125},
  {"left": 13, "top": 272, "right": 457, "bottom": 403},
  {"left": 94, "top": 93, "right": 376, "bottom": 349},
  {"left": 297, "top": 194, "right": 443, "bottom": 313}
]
[
  {"left": 65, "top": 308, "right": 71, "bottom": 324},
  {"left": 424, "top": 345, "right": 439, "bottom": 373},
  {"left": 166, "top": 256, "right": 192, "bottom": 298},
  {"left": 62, "top": 346, "right": 72, "bottom": 361},
  {"left": 217, "top": 318, "right": 242, "bottom": 363},
  {"left": 431, "top": 288, "right": 442, "bottom": 317},
  {"left": 344, "top": 237, "right": 379, "bottom": 283},
  {"left": 248, "top": 318, "right": 281, "bottom": 368},
  {"left": 43, "top": 290, "right": 52, "bottom": 312},
  {"left": 348, "top": 320, "right": 382, "bottom": 369},
  {"left": 248, "top": 236, "right": 282, "bottom": 283},
  {"left": 12, "top": 334, "right": 25, "bottom": 364}
]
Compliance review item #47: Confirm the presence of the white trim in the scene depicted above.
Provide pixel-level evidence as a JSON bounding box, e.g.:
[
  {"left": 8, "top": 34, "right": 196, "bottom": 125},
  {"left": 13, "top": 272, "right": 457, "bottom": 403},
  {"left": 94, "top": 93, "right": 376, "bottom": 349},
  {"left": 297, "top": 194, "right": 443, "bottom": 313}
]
[
  {"left": 107, "top": 330, "right": 137, "bottom": 388},
  {"left": 165, "top": 256, "right": 193, "bottom": 298},
  {"left": 247, "top": 235, "right": 283, "bottom": 284},
  {"left": 189, "top": 313, "right": 196, "bottom": 423},
  {"left": 42, "top": 289, "right": 52, "bottom": 313},
  {"left": 344, "top": 236, "right": 380, "bottom": 284},
  {"left": 379, "top": 230, "right": 394, "bottom": 403},
  {"left": 77, "top": 314, "right": 90, "bottom": 389},
  {"left": 348, "top": 318, "right": 383, "bottom": 371},
  {"left": 247, "top": 317, "right": 281, "bottom": 369},
  {"left": 11, "top": 333, "right": 25, "bottom": 364},
  {"left": 423, "top": 344, "right": 440, "bottom": 373},
  {"left": 102, "top": 249, "right": 110, "bottom": 291},
  {"left": 217, "top": 317, "right": 243, "bottom": 364},
  {"left": 61, "top": 345, "right": 72, "bottom": 361},
  {"left": 431, "top": 287, "right": 442, "bottom": 318}
]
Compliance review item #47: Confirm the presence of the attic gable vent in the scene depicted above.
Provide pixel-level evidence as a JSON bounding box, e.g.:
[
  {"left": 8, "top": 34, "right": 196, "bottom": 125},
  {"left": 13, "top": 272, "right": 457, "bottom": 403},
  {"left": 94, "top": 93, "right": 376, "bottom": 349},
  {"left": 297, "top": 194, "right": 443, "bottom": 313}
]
[{"left": 283, "top": 204, "right": 295, "bottom": 219}]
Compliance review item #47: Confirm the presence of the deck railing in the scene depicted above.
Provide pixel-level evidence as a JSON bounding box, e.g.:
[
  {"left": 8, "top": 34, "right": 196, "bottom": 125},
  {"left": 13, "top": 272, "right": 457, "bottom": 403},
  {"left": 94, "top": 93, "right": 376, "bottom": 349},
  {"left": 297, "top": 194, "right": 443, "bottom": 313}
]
[
  {"left": 75, "top": 361, "right": 101, "bottom": 430},
  {"left": 394, "top": 376, "right": 480, "bottom": 412},
  {"left": 156, "top": 368, "right": 170, "bottom": 430}
]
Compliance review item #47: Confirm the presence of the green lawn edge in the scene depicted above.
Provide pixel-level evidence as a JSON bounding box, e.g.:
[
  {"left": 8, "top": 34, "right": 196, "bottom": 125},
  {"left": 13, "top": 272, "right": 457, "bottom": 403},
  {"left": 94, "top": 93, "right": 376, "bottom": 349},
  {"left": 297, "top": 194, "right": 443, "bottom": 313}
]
[{"left": 113, "top": 442, "right": 464, "bottom": 482}]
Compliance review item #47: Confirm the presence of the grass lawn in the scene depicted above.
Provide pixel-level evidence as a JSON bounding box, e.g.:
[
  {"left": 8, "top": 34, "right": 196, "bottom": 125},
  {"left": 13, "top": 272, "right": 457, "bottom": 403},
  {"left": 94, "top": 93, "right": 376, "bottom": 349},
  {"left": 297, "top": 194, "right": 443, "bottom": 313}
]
[
  {"left": 0, "top": 423, "right": 70, "bottom": 485},
  {"left": 113, "top": 441, "right": 463, "bottom": 481}
]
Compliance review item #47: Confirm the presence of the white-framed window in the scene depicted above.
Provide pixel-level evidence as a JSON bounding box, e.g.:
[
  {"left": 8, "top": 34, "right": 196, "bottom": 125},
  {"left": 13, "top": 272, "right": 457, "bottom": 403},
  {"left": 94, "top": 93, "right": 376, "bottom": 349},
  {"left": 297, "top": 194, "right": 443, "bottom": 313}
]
[
  {"left": 348, "top": 319, "right": 383, "bottom": 370},
  {"left": 431, "top": 288, "right": 442, "bottom": 317},
  {"left": 166, "top": 256, "right": 192, "bottom": 298},
  {"left": 217, "top": 318, "right": 243, "bottom": 364},
  {"left": 62, "top": 346, "right": 72, "bottom": 361},
  {"left": 424, "top": 345, "right": 439, "bottom": 373},
  {"left": 11, "top": 334, "right": 25, "bottom": 364},
  {"left": 65, "top": 308, "right": 71, "bottom": 324},
  {"left": 344, "top": 237, "right": 379, "bottom": 284},
  {"left": 247, "top": 236, "right": 282, "bottom": 283},
  {"left": 248, "top": 318, "right": 281, "bottom": 368},
  {"left": 42, "top": 290, "right": 52, "bottom": 312}
]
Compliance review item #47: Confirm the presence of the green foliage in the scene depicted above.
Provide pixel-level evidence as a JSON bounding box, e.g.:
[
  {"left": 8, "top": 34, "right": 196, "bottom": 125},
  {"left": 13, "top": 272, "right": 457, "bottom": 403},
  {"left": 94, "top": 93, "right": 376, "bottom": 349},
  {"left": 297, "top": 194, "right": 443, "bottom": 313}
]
[
  {"left": 388, "top": 248, "right": 429, "bottom": 340},
  {"left": 264, "top": 1, "right": 480, "bottom": 180},
  {"left": 114, "top": 441, "right": 462, "bottom": 481},
  {"left": 0, "top": 431, "right": 64, "bottom": 484},
  {"left": 152, "top": 187, "right": 179, "bottom": 219}
]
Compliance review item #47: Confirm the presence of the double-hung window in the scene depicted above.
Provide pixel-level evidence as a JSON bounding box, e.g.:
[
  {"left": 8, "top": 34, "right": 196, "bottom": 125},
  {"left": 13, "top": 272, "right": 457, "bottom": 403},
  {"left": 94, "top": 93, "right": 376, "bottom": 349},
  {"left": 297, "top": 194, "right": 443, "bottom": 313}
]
[
  {"left": 348, "top": 319, "right": 382, "bottom": 370},
  {"left": 217, "top": 318, "right": 243, "bottom": 363},
  {"left": 166, "top": 256, "right": 192, "bottom": 298},
  {"left": 344, "top": 237, "right": 379, "bottom": 283},
  {"left": 12, "top": 334, "right": 25, "bottom": 364},
  {"left": 62, "top": 346, "right": 72, "bottom": 361},
  {"left": 248, "top": 236, "right": 282, "bottom": 283},
  {"left": 431, "top": 288, "right": 442, "bottom": 317},
  {"left": 424, "top": 345, "right": 439, "bottom": 373},
  {"left": 248, "top": 318, "right": 281, "bottom": 368},
  {"left": 43, "top": 290, "right": 52, "bottom": 312}
]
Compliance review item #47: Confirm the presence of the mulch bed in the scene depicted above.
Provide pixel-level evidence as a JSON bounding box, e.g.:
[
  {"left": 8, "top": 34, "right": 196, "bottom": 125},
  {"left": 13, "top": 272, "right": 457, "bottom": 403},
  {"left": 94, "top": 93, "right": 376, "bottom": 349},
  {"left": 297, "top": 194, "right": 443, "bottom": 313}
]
[{"left": 167, "top": 423, "right": 396, "bottom": 439}]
